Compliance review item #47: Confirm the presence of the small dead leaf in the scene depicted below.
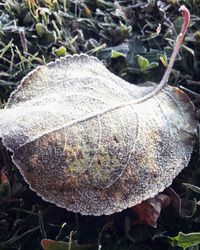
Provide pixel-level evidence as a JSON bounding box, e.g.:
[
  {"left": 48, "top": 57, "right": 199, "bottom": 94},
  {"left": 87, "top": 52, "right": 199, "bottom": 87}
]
[
  {"left": 180, "top": 199, "right": 197, "bottom": 218},
  {"left": 132, "top": 193, "right": 171, "bottom": 227},
  {"left": 164, "top": 187, "right": 181, "bottom": 214},
  {"left": 41, "top": 239, "right": 96, "bottom": 250},
  {"left": 165, "top": 187, "right": 197, "bottom": 218},
  {"left": 0, "top": 170, "right": 11, "bottom": 199}
]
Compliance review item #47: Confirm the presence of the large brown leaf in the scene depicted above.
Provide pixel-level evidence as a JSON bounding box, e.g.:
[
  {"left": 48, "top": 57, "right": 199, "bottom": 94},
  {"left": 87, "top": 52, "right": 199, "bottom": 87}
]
[{"left": 0, "top": 54, "right": 197, "bottom": 215}]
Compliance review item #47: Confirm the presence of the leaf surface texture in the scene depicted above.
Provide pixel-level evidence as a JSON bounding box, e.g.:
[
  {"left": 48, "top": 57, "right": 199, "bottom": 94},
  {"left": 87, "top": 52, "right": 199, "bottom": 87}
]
[{"left": 0, "top": 55, "right": 197, "bottom": 215}]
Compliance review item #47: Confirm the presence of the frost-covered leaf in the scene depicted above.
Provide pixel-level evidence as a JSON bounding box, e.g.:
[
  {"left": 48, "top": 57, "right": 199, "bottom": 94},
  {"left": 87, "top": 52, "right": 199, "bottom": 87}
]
[
  {"left": 160, "top": 53, "right": 168, "bottom": 67},
  {"left": 183, "top": 183, "right": 200, "bottom": 194},
  {"left": 167, "top": 232, "right": 200, "bottom": 250},
  {"left": 0, "top": 54, "right": 197, "bottom": 215},
  {"left": 126, "top": 39, "right": 146, "bottom": 66},
  {"left": 36, "top": 23, "right": 57, "bottom": 47},
  {"left": 100, "top": 43, "right": 128, "bottom": 61},
  {"left": 36, "top": 23, "right": 47, "bottom": 37},
  {"left": 53, "top": 46, "right": 67, "bottom": 57},
  {"left": 137, "top": 56, "right": 158, "bottom": 72},
  {"left": 111, "top": 50, "right": 126, "bottom": 58},
  {"left": 149, "top": 62, "right": 159, "bottom": 69},
  {"left": 137, "top": 55, "right": 149, "bottom": 70}
]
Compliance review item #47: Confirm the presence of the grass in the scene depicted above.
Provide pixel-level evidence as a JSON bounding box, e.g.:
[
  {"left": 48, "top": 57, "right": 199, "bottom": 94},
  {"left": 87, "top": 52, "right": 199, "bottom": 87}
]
[{"left": 0, "top": 0, "right": 200, "bottom": 249}]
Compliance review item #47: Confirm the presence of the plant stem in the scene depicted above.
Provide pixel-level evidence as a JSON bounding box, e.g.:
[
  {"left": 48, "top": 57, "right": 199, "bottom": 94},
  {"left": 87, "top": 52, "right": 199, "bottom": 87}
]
[{"left": 159, "top": 5, "right": 190, "bottom": 87}]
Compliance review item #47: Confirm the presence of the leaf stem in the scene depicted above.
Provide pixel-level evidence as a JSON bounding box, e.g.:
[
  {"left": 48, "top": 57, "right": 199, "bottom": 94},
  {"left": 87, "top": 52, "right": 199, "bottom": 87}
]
[
  {"left": 159, "top": 5, "right": 190, "bottom": 87},
  {"left": 129, "top": 5, "right": 190, "bottom": 104}
]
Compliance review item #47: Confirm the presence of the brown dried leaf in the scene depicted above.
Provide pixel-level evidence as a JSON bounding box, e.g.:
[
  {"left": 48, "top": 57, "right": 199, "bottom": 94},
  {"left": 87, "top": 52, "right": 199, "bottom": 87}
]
[
  {"left": 132, "top": 193, "right": 171, "bottom": 227},
  {"left": 0, "top": 170, "right": 11, "bottom": 199},
  {"left": 164, "top": 187, "right": 181, "bottom": 214},
  {"left": 0, "top": 54, "right": 197, "bottom": 215},
  {"left": 41, "top": 239, "right": 95, "bottom": 250},
  {"left": 165, "top": 187, "right": 197, "bottom": 218}
]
